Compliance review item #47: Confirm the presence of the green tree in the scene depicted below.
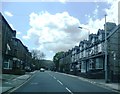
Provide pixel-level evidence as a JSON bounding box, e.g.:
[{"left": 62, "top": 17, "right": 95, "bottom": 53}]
[{"left": 53, "top": 51, "right": 64, "bottom": 71}]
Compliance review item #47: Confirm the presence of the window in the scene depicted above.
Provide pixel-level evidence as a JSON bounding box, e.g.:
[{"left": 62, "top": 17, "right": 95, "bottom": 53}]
[
  {"left": 96, "top": 58, "right": 103, "bottom": 69},
  {"left": 98, "top": 34, "right": 102, "bottom": 41},
  {"left": 79, "top": 53, "right": 81, "bottom": 58},
  {"left": 80, "top": 46, "right": 81, "bottom": 51},
  {"left": 98, "top": 44, "right": 103, "bottom": 52},
  {"left": 92, "top": 38, "right": 95, "bottom": 43},
  {"left": 89, "top": 59, "right": 95, "bottom": 69},
  {"left": 9, "top": 60, "right": 13, "bottom": 69},
  {"left": 3, "top": 62, "right": 9, "bottom": 69},
  {"left": 81, "top": 62, "right": 86, "bottom": 73}
]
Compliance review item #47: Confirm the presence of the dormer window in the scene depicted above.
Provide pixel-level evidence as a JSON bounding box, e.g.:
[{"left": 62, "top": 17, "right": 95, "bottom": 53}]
[
  {"left": 84, "top": 44, "right": 86, "bottom": 49},
  {"left": 98, "top": 34, "right": 102, "bottom": 41},
  {"left": 92, "top": 38, "right": 95, "bottom": 43}
]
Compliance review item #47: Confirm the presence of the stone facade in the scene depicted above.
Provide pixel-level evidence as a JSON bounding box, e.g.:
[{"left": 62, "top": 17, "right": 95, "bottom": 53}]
[
  {"left": 1, "top": 13, "right": 32, "bottom": 74},
  {"left": 0, "top": 14, "right": 2, "bottom": 73},
  {"left": 107, "top": 24, "right": 120, "bottom": 81},
  {"left": 1, "top": 13, "right": 16, "bottom": 70}
]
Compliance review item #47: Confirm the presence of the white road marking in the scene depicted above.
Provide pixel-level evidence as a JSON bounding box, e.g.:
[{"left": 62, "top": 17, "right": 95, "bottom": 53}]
[
  {"left": 47, "top": 73, "right": 54, "bottom": 78},
  {"left": 54, "top": 77, "right": 56, "bottom": 79},
  {"left": 57, "top": 80, "right": 63, "bottom": 85},
  {"left": 66, "top": 87, "right": 73, "bottom": 94}
]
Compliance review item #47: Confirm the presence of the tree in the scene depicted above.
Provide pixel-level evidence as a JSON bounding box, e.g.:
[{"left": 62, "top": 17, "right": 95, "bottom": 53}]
[
  {"left": 53, "top": 51, "right": 64, "bottom": 71},
  {"left": 31, "top": 49, "right": 45, "bottom": 69},
  {"left": 31, "top": 50, "right": 45, "bottom": 60}
]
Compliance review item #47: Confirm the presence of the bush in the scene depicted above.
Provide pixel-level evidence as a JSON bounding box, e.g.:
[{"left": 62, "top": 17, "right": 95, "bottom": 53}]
[{"left": 2, "top": 69, "right": 25, "bottom": 75}]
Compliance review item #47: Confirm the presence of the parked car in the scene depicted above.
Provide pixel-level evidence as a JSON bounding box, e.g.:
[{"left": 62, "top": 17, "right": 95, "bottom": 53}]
[
  {"left": 25, "top": 66, "right": 31, "bottom": 72},
  {"left": 40, "top": 68, "right": 45, "bottom": 72}
]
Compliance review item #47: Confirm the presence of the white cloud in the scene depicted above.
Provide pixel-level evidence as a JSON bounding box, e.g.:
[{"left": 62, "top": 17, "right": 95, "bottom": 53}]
[
  {"left": 23, "top": 11, "right": 88, "bottom": 53},
  {"left": 104, "top": 0, "right": 119, "bottom": 24},
  {"left": 93, "top": 8, "right": 98, "bottom": 18},
  {"left": 16, "top": 31, "right": 21, "bottom": 35},
  {"left": 83, "top": 0, "right": 119, "bottom": 34},
  {"left": 85, "top": 14, "right": 91, "bottom": 19},
  {"left": 4, "top": 11, "right": 13, "bottom": 17},
  {"left": 23, "top": 0, "right": 119, "bottom": 60},
  {"left": 22, "top": 36, "right": 29, "bottom": 40},
  {"left": 9, "top": 24, "right": 15, "bottom": 30},
  {"left": 59, "top": 0, "right": 68, "bottom": 4},
  {"left": 118, "top": 2, "right": 120, "bottom": 24}
]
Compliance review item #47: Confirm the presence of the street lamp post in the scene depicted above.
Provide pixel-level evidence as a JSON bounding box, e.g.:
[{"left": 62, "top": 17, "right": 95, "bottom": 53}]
[
  {"left": 78, "top": 26, "right": 90, "bottom": 40},
  {"left": 78, "top": 26, "right": 90, "bottom": 74}
]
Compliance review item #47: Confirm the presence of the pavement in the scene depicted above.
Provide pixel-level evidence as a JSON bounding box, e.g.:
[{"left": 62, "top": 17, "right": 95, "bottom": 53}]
[
  {"left": 0, "top": 71, "right": 37, "bottom": 94},
  {"left": 0, "top": 71, "right": 120, "bottom": 93},
  {"left": 78, "top": 77, "right": 120, "bottom": 92},
  {"left": 56, "top": 72, "right": 120, "bottom": 93}
]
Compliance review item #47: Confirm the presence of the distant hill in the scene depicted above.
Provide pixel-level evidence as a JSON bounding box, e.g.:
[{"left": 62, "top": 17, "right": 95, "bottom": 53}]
[{"left": 39, "top": 59, "right": 55, "bottom": 70}]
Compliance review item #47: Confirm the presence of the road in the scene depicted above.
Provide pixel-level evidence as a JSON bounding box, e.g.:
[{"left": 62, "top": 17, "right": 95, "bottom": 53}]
[{"left": 10, "top": 71, "right": 119, "bottom": 94}]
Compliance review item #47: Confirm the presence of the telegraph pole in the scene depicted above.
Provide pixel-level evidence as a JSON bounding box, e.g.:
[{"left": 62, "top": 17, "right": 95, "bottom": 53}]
[{"left": 104, "top": 14, "right": 109, "bottom": 83}]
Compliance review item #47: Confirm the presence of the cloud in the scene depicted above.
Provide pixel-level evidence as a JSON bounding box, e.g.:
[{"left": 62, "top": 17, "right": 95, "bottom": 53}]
[
  {"left": 9, "top": 24, "right": 15, "bottom": 30},
  {"left": 104, "top": 0, "right": 119, "bottom": 24},
  {"left": 59, "top": 0, "right": 68, "bottom": 4},
  {"left": 83, "top": 0, "right": 119, "bottom": 34},
  {"left": 4, "top": 11, "right": 13, "bottom": 17},
  {"left": 93, "top": 8, "right": 98, "bottom": 19},
  {"left": 16, "top": 31, "right": 21, "bottom": 35},
  {"left": 23, "top": 11, "right": 88, "bottom": 53},
  {"left": 23, "top": 0, "right": 119, "bottom": 60},
  {"left": 118, "top": 2, "right": 120, "bottom": 24}
]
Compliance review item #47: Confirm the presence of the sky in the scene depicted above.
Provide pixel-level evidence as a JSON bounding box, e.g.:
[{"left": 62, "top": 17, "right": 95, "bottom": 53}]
[{"left": 1, "top": 0, "right": 119, "bottom": 60}]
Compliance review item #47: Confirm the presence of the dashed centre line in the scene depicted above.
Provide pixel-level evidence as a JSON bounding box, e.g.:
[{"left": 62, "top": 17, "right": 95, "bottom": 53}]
[
  {"left": 47, "top": 73, "right": 54, "bottom": 78},
  {"left": 46, "top": 72, "right": 74, "bottom": 94},
  {"left": 57, "top": 80, "right": 63, "bottom": 85},
  {"left": 53, "top": 77, "right": 56, "bottom": 79},
  {"left": 66, "top": 87, "right": 73, "bottom": 94}
]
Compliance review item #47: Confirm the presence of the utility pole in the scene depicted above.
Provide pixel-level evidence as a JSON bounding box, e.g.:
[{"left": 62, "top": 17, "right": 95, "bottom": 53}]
[{"left": 104, "top": 14, "right": 109, "bottom": 83}]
